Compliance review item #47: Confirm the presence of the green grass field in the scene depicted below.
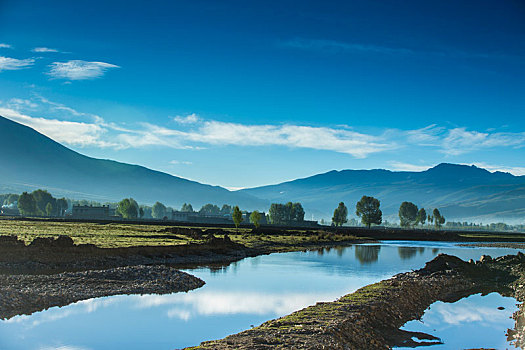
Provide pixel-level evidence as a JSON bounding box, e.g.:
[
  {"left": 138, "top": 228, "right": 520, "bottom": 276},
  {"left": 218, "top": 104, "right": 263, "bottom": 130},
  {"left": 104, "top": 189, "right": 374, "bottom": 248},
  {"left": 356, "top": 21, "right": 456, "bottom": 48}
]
[{"left": 0, "top": 218, "right": 361, "bottom": 249}]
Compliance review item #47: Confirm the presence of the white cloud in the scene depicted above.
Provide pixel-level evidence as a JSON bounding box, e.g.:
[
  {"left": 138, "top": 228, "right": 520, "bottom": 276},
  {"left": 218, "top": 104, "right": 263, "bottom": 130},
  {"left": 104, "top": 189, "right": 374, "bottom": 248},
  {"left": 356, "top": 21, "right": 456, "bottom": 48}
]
[
  {"left": 39, "top": 346, "right": 92, "bottom": 350},
  {"left": 2, "top": 97, "right": 525, "bottom": 166},
  {"left": 7, "top": 98, "right": 39, "bottom": 109},
  {"left": 0, "top": 56, "right": 35, "bottom": 71},
  {"left": 172, "top": 113, "right": 199, "bottom": 124},
  {"left": 461, "top": 162, "right": 525, "bottom": 176},
  {"left": 405, "top": 124, "right": 444, "bottom": 146},
  {"left": 133, "top": 290, "right": 340, "bottom": 321},
  {"left": 47, "top": 60, "right": 119, "bottom": 80},
  {"left": 388, "top": 161, "right": 432, "bottom": 172},
  {"left": 0, "top": 107, "right": 117, "bottom": 148},
  {"left": 442, "top": 128, "right": 525, "bottom": 155},
  {"left": 0, "top": 43, "right": 12, "bottom": 49},
  {"left": 152, "top": 121, "right": 395, "bottom": 158},
  {"left": 32, "top": 47, "right": 59, "bottom": 53}
]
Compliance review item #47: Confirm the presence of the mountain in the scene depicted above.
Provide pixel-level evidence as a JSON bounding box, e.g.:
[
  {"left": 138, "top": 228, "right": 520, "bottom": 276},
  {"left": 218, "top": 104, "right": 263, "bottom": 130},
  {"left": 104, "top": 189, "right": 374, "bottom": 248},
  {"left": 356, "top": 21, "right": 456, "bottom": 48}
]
[
  {"left": 240, "top": 163, "right": 525, "bottom": 224},
  {"left": 0, "top": 116, "right": 266, "bottom": 209}
]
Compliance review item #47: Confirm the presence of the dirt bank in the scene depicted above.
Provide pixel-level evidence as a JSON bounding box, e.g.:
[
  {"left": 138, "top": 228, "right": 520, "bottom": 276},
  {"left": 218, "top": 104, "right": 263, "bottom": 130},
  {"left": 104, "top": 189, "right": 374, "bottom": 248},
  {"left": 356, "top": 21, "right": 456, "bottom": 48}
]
[
  {"left": 0, "top": 265, "right": 204, "bottom": 320},
  {"left": 0, "top": 234, "right": 257, "bottom": 274},
  {"left": 188, "top": 253, "right": 525, "bottom": 350}
]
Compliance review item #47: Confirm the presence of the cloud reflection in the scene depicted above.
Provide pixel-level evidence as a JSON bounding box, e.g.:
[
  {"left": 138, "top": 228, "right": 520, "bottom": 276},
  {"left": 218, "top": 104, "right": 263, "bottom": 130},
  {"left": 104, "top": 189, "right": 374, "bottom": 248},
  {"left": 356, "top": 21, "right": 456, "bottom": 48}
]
[
  {"left": 132, "top": 291, "right": 341, "bottom": 321},
  {"left": 428, "top": 302, "right": 510, "bottom": 326},
  {"left": 4, "top": 297, "right": 124, "bottom": 328}
]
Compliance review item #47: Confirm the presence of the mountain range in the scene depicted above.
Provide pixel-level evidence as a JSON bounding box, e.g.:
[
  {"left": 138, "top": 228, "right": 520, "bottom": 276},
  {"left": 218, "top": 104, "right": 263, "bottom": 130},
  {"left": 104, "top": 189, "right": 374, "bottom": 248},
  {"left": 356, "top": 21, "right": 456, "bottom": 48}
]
[
  {"left": 1, "top": 115, "right": 524, "bottom": 224},
  {"left": 241, "top": 163, "right": 525, "bottom": 224},
  {"left": 0, "top": 116, "right": 266, "bottom": 210}
]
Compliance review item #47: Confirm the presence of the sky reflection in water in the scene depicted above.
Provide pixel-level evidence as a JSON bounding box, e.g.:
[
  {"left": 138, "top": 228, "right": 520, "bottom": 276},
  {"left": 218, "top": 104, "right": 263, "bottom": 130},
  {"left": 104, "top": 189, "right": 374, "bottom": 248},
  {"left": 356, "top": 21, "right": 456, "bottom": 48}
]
[
  {"left": 0, "top": 241, "right": 521, "bottom": 350},
  {"left": 397, "top": 292, "right": 520, "bottom": 349}
]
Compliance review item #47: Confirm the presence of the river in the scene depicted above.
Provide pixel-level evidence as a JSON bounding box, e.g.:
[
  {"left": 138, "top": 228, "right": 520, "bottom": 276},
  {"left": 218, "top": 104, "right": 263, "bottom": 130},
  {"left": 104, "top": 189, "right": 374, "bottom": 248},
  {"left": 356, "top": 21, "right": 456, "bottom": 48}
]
[{"left": 0, "top": 241, "right": 521, "bottom": 349}]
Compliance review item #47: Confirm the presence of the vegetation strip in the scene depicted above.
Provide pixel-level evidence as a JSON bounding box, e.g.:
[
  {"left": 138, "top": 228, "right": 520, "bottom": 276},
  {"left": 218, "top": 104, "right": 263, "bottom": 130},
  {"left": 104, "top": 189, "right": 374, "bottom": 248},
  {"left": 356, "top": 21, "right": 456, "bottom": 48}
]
[{"left": 188, "top": 253, "right": 525, "bottom": 350}]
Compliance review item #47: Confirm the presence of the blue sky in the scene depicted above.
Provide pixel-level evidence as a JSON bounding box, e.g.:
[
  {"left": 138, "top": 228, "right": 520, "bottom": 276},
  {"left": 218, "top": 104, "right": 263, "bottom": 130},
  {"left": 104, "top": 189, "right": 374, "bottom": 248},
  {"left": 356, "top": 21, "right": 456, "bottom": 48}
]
[{"left": 0, "top": 0, "right": 524, "bottom": 188}]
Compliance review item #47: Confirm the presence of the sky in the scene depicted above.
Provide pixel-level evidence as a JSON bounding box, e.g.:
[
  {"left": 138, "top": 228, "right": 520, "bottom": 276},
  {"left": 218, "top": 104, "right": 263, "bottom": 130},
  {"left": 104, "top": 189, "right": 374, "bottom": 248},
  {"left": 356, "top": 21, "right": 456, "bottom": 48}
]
[{"left": 0, "top": 0, "right": 524, "bottom": 189}]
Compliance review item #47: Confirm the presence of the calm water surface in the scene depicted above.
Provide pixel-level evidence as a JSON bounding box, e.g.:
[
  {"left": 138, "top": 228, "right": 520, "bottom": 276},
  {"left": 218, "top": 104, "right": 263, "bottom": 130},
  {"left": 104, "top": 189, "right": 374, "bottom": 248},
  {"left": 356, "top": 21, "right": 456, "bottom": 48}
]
[
  {"left": 0, "top": 241, "right": 521, "bottom": 350},
  {"left": 397, "top": 292, "right": 520, "bottom": 349}
]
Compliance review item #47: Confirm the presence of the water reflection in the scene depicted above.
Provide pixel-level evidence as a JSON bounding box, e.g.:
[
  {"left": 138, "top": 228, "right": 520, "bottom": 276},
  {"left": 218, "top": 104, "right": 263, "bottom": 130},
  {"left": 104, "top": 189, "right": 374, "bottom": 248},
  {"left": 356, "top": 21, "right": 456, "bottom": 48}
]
[
  {"left": 355, "top": 245, "right": 381, "bottom": 264},
  {"left": 135, "top": 291, "right": 340, "bottom": 320},
  {"left": 398, "top": 247, "right": 418, "bottom": 260},
  {"left": 398, "top": 293, "right": 519, "bottom": 349},
  {"left": 0, "top": 242, "right": 521, "bottom": 350}
]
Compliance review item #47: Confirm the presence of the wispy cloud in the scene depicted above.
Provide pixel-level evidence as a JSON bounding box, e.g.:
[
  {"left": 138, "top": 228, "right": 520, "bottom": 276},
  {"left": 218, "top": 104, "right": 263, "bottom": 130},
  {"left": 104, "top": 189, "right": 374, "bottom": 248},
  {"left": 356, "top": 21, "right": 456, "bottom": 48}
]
[
  {"left": 140, "top": 120, "right": 395, "bottom": 158},
  {"left": 283, "top": 38, "right": 413, "bottom": 56},
  {"left": 442, "top": 128, "right": 525, "bottom": 155},
  {"left": 169, "top": 160, "right": 193, "bottom": 165},
  {"left": 1, "top": 97, "right": 525, "bottom": 166},
  {"left": 0, "top": 43, "right": 12, "bottom": 49},
  {"left": 32, "top": 47, "right": 59, "bottom": 53},
  {"left": 283, "top": 38, "right": 521, "bottom": 61},
  {"left": 388, "top": 161, "right": 432, "bottom": 172},
  {"left": 461, "top": 162, "right": 525, "bottom": 176},
  {"left": 47, "top": 60, "right": 119, "bottom": 80},
  {"left": 0, "top": 56, "right": 35, "bottom": 71},
  {"left": 0, "top": 107, "right": 117, "bottom": 148},
  {"left": 172, "top": 113, "right": 200, "bottom": 124}
]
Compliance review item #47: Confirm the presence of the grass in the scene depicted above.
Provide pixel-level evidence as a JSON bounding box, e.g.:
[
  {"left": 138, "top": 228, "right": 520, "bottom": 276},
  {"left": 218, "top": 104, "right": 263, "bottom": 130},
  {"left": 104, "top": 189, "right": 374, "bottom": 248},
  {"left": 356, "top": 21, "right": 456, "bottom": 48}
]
[
  {"left": 457, "top": 232, "right": 525, "bottom": 241},
  {"left": 0, "top": 218, "right": 361, "bottom": 249}
]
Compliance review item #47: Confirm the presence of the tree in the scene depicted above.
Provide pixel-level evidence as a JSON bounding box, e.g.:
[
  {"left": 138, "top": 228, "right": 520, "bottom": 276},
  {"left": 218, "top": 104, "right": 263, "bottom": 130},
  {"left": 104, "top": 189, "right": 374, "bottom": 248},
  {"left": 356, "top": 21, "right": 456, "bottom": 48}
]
[
  {"left": 116, "top": 198, "right": 138, "bottom": 219},
  {"left": 250, "top": 210, "right": 261, "bottom": 229},
  {"left": 139, "top": 207, "right": 145, "bottom": 218},
  {"left": 220, "top": 204, "right": 232, "bottom": 216},
  {"left": 45, "top": 202, "right": 54, "bottom": 216},
  {"left": 199, "top": 203, "right": 221, "bottom": 215},
  {"left": 416, "top": 208, "right": 427, "bottom": 226},
  {"left": 269, "top": 203, "right": 286, "bottom": 225},
  {"left": 332, "top": 202, "right": 348, "bottom": 227},
  {"left": 56, "top": 198, "right": 68, "bottom": 217},
  {"left": 356, "top": 196, "right": 382, "bottom": 228},
  {"left": 292, "top": 202, "right": 305, "bottom": 222},
  {"left": 152, "top": 201, "right": 167, "bottom": 219},
  {"left": 31, "top": 189, "right": 56, "bottom": 216},
  {"left": 433, "top": 208, "right": 445, "bottom": 228},
  {"left": 181, "top": 203, "right": 194, "bottom": 212},
  {"left": 399, "top": 202, "right": 418, "bottom": 228},
  {"left": 232, "top": 206, "right": 243, "bottom": 231},
  {"left": 269, "top": 202, "right": 305, "bottom": 225},
  {"left": 17, "top": 192, "right": 37, "bottom": 216}
]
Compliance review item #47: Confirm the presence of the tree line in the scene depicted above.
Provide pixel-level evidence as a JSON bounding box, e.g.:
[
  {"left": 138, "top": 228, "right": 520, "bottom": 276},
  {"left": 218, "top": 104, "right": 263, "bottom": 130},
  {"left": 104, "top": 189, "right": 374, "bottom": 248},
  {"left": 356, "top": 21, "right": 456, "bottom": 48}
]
[
  {"left": 331, "top": 196, "right": 446, "bottom": 229},
  {"left": 5, "top": 188, "right": 448, "bottom": 231},
  {"left": 16, "top": 190, "right": 69, "bottom": 217}
]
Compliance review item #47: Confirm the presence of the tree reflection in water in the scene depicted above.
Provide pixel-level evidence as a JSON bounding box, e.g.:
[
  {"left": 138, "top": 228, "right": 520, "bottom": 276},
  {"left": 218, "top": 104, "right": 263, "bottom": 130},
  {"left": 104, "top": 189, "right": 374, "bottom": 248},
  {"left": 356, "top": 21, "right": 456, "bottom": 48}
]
[
  {"left": 397, "top": 247, "right": 418, "bottom": 260},
  {"left": 355, "top": 245, "right": 381, "bottom": 264}
]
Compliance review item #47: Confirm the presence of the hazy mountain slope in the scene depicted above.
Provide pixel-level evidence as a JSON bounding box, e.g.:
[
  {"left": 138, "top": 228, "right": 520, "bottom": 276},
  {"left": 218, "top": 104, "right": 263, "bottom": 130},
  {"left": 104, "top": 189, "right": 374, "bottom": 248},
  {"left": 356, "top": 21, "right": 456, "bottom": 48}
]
[
  {"left": 241, "top": 164, "right": 525, "bottom": 223},
  {"left": 0, "top": 116, "right": 266, "bottom": 209}
]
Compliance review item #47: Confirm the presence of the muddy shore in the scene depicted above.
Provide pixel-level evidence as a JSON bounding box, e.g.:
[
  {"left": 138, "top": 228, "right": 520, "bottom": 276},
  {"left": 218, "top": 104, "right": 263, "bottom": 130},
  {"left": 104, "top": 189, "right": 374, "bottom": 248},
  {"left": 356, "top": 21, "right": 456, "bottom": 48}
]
[
  {"left": 188, "top": 253, "right": 525, "bottom": 350},
  {"left": 0, "top": 265, "right": 204, "bottom": 320},
  {"left": 1, "top": 230, "right": 524, "bottom": 349},
  {"left": 0, "top": 233, "right": 364, "bottom": 320}
]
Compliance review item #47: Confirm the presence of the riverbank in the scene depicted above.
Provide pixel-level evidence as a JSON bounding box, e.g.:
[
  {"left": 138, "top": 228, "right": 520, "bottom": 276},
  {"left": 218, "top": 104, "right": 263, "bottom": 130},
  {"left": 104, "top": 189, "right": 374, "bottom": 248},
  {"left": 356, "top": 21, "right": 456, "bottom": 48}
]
[
  {"left": 188, "top": 253, "right": 525, "bottom": 350},
  {"left": 0, "top": 233, "right": 365, "bottom": 319},
  {"left": 0, "top": 265, "right": 204, "bottom": 320}
]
